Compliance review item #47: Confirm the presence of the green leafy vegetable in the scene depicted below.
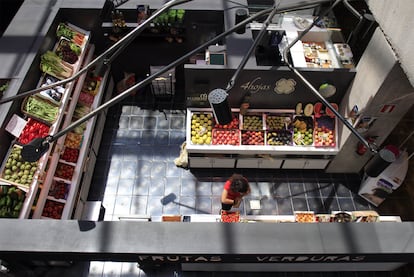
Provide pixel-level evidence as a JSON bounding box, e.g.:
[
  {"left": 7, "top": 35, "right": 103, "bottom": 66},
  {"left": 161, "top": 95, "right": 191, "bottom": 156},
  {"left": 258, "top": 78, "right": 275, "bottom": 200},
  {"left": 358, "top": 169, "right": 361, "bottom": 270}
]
[{"left": 40, "top": 51, "right": 73, "bottom": 79}]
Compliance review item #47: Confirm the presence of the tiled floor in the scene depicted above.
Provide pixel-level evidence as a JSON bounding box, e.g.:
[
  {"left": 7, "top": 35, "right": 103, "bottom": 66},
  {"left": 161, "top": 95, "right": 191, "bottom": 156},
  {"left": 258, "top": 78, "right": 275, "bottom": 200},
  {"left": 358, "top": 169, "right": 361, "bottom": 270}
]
[{"left": 86, "top": 98, "right": 412, "bottom": 276}]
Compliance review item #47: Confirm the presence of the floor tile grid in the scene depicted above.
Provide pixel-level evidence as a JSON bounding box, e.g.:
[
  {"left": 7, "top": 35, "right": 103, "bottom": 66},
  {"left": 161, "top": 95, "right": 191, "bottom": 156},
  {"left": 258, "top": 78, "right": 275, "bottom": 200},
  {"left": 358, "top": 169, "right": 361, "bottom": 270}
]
[
  {"left": 89, "top": 104, "right": 386, "bottom": 276},
  {"left": 102, "top": 108, "right": 187, "bottom": 220}
]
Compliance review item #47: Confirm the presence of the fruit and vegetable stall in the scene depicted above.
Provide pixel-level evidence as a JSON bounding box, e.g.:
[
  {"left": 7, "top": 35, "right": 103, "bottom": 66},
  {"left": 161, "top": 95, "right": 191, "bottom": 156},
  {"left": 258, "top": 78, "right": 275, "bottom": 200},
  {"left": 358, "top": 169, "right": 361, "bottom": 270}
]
[
  {"left": 0, "top": 22, "right": 110, "bottom": 220},
  {"left": 186, "top": 104, "right": 338, "bottom": 169}
]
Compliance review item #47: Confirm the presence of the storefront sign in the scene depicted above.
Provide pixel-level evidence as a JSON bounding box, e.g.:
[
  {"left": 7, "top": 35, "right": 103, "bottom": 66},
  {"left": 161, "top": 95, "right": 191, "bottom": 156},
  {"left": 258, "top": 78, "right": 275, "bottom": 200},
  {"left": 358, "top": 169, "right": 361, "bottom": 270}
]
[
  {"left": 137, "top": 254, "right": 367, "bottom": 264},
  {"left": 239, "top": 77, "right": 296, "bottom": 95}
]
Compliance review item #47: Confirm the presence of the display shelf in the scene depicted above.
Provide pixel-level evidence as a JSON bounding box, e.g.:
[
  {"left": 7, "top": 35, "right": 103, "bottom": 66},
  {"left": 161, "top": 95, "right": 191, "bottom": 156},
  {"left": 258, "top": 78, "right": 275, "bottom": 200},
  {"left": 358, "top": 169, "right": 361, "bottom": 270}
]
[
  {"left": 32, "top": 57, "right": 110, "bottom": 219},
  {"left": 186, "top": 108, "right": 339, "bottom": 169},
  {"left": 26, "top": 42, "right": 94, "bottom": 217},
  {"left": 14, "top": 24, "right": 90, "bottom": 219},
  {"left": 186, "top": 108, "right": 339, "bottom": 155}
]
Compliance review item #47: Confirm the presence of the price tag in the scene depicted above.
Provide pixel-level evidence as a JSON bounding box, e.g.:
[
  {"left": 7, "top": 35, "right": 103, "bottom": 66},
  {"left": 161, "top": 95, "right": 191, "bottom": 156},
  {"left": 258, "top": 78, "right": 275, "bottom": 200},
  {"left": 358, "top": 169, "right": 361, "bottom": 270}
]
[{"left": 5, "top": 114, "right": 27, "bottom": 138}]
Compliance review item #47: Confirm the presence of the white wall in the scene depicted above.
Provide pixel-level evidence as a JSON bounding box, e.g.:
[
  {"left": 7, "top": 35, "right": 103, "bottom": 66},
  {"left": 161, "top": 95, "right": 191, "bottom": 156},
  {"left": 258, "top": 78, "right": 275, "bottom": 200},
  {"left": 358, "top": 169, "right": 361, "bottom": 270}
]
[{"left": 367, "top": 0, "right": 414, "bottom": 88}]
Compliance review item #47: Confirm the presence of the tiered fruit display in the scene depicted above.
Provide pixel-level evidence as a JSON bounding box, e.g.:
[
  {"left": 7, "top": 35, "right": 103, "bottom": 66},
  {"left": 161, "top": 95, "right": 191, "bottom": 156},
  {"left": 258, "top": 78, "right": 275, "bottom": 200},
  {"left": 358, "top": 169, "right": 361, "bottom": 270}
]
[
  {"left": 42, "top": 199, "right": 64, "bottom": 219},
  {"left": 48, "top": 179, "right": 70, "bottom": 200},
  {"left": 190, "top": 113, "right": 213, "bottom": 145},
  {"left": 242, "top": 131, "right": 265, "bottom": 145},
  {"left": 242, "top": 115, "right": 263, "bottom": 130},
  {"left": 1, "top": 145, "right": 38, "bottom": 187},
  {"left": 18, "top": 118, "right": 50, "bottom": 145},
  {"left": 212, "top": 129, "right": 240, "bottom": 145},
  {"left": 0, "top": 185, "right": 26, "bottom": 218},
  {"left": 292, "top": 116, "right": 313, "bottom": 146},
  {"left": 314, "top": 116, "right": 335, "bottom": 147},
  {"left": 267, "top": 130, "right": 292, "bottom": 146},
  {"left": 214, "top": 115, "right": 239, "bottom": 129}
]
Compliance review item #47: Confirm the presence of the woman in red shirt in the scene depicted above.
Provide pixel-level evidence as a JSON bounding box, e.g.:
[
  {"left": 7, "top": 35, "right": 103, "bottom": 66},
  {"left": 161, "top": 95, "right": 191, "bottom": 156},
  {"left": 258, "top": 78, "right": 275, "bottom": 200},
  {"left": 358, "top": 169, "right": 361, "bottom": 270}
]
[{"left": 221, "top": 174, "right": 250, "bottom": 211}]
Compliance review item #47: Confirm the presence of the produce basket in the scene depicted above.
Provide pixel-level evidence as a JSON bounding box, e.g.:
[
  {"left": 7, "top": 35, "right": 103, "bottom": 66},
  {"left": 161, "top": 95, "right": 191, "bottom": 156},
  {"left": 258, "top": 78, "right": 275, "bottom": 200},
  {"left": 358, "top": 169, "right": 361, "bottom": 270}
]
[
  {"left": 17, "top": 118, "right": 50, "bottom": 145},
  {"left": 55, "top": 37, "right": 82, "bottom": 65},
  {"left": 214, "top": 113, "right": 239, "bottom": 129},
  {"left": 78, "top": 91, "right": 95, "bottom": 107},
  {"left": 190, "top": 112, "right": 213, "bottom": 145},
  {"left": 264, "top": 113, "right": 293, "bottom": 130},
  {"left": 42, "top": 199, "right": 64, "bottom": 219},
  {"left": 266, "top": 129, "right": 293, "bottom": 146},
  {"left": 294, "top": 211, "right": 316, "bottom": 223},
  {"left": 48, "top": 179, "right": 70, "bottom": 200},
  {"left": 60, "top": 147, "right": 79, "bottom": 163},
  {"left": 63, "top": 132, "right": 83, "bottom": 149},
  {"left": 314, "top": 116, "right": 336, "bottom": 147},
  {"left": 220, "top": 210, "right": 240, "bottom": 223},
  {"left": 240, "top": 113, "right": 265, "bottom": 130},
  {"left": 241, "top": 130, "right": 265, "bottom": 146},
  {"left": 56, "top": 22, "right": 87, "bottom": 47},
  {"left": 0, "top": 184, "right": 26, "bottom": 218},
  {"left": 81, "top": 75, "right": 102, "bottom": 96},
  {"left": 212, "top": 129, "right": 240, "bottom": 145},
  {"left": 292, "top": 116, "right": 314, "bottom": 146},
  {"left": 54, "top": 162, "right": 75, "bottom": 181},
  {"left": 37, "top": 74, "right": 67, "bottom": 105},
  {"left": 0, "top": 144, "right": 38, "bottom": 189},
  {"left": 40, "top": 50, "right": 74, "bottom": 80},
  {"left": 21, "top": 95, "right": 59, "bottom": 125}
]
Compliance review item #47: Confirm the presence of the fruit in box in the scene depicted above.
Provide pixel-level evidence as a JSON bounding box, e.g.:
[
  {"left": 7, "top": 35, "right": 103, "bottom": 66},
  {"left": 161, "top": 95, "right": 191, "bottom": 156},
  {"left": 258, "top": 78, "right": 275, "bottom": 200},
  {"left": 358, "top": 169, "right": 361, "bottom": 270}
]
[
  {"left": 49, "top": 179, "right": 70, "bottom": 200},
  {"left": 295, "top": 211, "right": 315, "bottom": 223},
  {"left": 190, "top": 112, "right": 213, "bottom": 145},
  {"left": 61, "top": 147, "right": 79, "bottom": 163},
  {"left": 18, "top": 118, "right": 50, "bottom": 145},
  {"left": 214, "top": 115, "right": 239, "bottom": 129},
  {"left": 242, "top": 131, "right": 264, "bottom": 145},
  {"left": 73, "top": 103, "right": 90, "bottom": 119},
  {"left": 78, "top": 92, "right": 95, "bottom": 107},
  {"left": 265, "top": 114, "right": 291, "bottom": 130},
  {"left": 292, "top": 116, "right": 313, "bottom": 146},
  {"left": 212, "top": 129, "right": 240, "bottom": 145},
  {"left": 55, "top": 162, "right": 75, "bottom": 180},
  {"left": 42, "top": 199, "right": 64, "bottom": 219},
  {"left": 64, "top": 132, "right": 82, "bottom": 149},
  {"left": 82, "top": 77, "right": 101, "bottom": 96},
  {"left": 267, "top": 130, "right": 292, "bottom": 146},
  {"left": 242, "top": 115, "right": 263, "bottom": 130},
  {"left": 221, "top": 210, "right": 240, "bottom": 223},
  {"left": 1, "top": 145, "right": 38, "bottom": 187},
  {"left": 0, "top": 185, "right": 26, "bottom": 218},
  {"left": 314, "top": 116, "right": 335, "bottom": 147}
]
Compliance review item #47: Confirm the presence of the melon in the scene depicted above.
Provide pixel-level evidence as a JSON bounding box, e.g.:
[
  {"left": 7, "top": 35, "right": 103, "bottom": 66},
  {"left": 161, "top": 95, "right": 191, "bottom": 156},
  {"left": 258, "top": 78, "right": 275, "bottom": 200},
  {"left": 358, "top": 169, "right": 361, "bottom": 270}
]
[
  {"left": 304, "top": 103, "right": 314, "bottom": 116},
  {"left": 295, "top": 102, "right": 302, "bottom": 115},
  {"left": 314, "top": 102, "right": 323, "bottom": 118}
]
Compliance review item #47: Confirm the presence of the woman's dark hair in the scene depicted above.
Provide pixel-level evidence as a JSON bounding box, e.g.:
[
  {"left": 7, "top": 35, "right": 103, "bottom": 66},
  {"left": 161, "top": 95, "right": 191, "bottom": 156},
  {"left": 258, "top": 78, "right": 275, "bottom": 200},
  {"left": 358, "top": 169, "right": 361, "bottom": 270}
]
[{"left": 229, "top": 174, "right": 249, "bottom": 193}]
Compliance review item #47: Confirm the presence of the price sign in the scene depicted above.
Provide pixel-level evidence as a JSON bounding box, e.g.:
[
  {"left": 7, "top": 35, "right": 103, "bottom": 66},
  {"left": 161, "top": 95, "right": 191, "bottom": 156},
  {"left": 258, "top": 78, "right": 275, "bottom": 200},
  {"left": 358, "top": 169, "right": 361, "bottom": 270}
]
[{"left": 5, "top": 114, "right": 27, "bottom": 138}]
